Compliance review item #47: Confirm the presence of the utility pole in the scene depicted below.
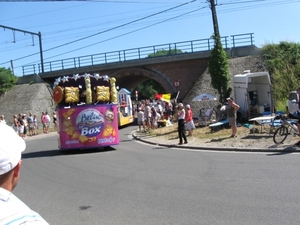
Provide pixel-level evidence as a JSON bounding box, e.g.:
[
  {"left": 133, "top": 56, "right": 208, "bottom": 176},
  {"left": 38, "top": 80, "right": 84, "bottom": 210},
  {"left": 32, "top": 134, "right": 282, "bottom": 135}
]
[
  {"left": 208, "top": 0, "right": 220, "bottom": 38},
  {"left": 0, "top": 25, "right": 44, "bottom": 73}
]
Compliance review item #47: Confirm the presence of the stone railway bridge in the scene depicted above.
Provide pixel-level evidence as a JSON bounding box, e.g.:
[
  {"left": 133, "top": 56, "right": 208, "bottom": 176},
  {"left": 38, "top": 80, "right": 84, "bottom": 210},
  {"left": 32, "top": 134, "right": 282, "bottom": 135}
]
[{"left": 19, "top": 45, "right": 262, "bottom": 104}]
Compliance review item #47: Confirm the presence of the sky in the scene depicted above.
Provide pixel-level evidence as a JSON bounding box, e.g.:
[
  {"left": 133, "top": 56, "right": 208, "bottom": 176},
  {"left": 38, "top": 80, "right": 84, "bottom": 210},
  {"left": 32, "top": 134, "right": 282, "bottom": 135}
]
[{"left": 0, "top": 0, "right": 300, "bottom": 76}]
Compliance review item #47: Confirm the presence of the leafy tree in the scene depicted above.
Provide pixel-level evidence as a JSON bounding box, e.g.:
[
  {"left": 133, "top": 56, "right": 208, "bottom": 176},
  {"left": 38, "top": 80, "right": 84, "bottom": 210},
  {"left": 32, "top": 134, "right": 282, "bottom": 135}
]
[
  {"left": 0, "top": 67, "right": 17, "bottom": 96},
  {"left": 208, "top": 36, "right": 231, "bottom": 103},
  {"left": 148, "top": 49, "right": 183, "bottom": 58},
  {"left": 262, "top": 42, "right": 300, "bottom": 103},
  {"left": 134, "top": 79, "right": 165, "bottom": 100}
]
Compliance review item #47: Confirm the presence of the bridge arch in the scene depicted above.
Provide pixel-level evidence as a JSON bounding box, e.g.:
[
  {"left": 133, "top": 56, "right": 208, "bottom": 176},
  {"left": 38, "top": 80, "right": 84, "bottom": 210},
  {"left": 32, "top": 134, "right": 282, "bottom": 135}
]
[{"left": 108, "top": 67, "right": 177, "bottom": 94}]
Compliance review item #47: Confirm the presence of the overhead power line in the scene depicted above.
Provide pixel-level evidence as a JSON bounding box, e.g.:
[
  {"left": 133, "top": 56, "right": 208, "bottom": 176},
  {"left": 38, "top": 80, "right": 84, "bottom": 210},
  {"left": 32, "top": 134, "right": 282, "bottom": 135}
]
[
  {"left": 0, "top": 0, "right": 184, "bottom": 2},
  {"left": 38, "top": 6, "right": 206, "bottom": 62},
  {"left": 0, "top": 0, "right": 299, "bottom": 68},
  {"left": 0, "top": 0, "right": 196, "bottom": 66}
]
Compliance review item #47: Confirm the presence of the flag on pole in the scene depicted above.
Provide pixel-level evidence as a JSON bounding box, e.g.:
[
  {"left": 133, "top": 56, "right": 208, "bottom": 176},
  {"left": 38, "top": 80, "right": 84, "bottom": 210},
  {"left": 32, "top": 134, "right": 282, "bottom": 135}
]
[{"left": 154, "top": 93, "right": 171, "bottom": 102}]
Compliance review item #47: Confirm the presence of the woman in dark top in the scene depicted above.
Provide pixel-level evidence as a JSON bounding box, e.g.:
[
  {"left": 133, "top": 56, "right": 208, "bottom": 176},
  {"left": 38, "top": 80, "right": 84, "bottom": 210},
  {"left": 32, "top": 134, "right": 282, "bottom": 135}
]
[{"left": 53, "top": 112, "right": 57, "bottom": 132}]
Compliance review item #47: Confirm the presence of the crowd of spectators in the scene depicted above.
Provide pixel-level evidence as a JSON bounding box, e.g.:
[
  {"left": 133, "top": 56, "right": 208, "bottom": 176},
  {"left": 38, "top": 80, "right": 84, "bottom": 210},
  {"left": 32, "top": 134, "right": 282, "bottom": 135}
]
[
  {"left": 0, "top": 111, "right": 57, "bottom": 139},
  {"left": 135, "top": 99, "right": 175, "bottom": 132},
  {"left": 134, "top": 99, "right": 198, "bottom": 145}
]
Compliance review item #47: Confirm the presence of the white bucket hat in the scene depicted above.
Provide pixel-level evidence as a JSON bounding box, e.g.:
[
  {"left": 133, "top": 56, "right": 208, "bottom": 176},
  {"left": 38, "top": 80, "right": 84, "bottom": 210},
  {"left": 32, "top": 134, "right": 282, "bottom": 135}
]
[{"left": 0, "top": 124, "right": 26, "bottom": 175}]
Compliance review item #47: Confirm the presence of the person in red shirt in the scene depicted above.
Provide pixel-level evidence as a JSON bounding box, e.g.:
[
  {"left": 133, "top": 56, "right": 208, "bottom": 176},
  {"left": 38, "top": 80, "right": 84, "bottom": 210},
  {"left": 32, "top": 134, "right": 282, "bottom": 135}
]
[{"left": 185, "top": 104, "right": 195, "bottom": 136}]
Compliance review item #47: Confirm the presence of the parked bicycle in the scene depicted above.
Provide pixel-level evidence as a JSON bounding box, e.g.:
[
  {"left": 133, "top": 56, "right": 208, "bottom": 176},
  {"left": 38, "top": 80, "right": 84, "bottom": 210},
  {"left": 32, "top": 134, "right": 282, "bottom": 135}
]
[{"left": 273, "top": 114, "right": 299, "bottom": 144}]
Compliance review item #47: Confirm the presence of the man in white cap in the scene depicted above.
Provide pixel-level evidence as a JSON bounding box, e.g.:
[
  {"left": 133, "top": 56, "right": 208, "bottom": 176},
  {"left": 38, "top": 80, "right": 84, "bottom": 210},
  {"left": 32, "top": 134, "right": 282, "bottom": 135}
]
[{"left": 0, "top": 123, "right": 49, "bottom": 224}]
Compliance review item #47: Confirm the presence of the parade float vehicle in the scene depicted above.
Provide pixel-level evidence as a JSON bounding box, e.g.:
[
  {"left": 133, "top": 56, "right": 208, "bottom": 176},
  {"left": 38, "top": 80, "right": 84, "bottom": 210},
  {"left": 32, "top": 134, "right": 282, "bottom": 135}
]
[{"left": 52, "top": 73, "right": 120, "bottom": 151}]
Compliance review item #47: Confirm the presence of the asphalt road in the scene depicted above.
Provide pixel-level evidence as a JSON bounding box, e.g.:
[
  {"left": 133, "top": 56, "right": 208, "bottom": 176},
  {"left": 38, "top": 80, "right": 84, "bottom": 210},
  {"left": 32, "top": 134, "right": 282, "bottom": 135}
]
[{"left": 14, "top": 125, "right": 300, "bottom": 225}]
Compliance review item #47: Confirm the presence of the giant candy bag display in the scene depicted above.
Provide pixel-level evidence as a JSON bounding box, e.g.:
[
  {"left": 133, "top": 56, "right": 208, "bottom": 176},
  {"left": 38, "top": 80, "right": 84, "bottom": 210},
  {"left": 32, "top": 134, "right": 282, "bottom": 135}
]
[
  {"left": 96, "top": 86, "right": 110, "bottom": 102},
  {"left": 52, "top": 73, "right": 116, "bottom": 106},
  {"left": 64, "top": 86, "right": 80, "bottom": 103}
]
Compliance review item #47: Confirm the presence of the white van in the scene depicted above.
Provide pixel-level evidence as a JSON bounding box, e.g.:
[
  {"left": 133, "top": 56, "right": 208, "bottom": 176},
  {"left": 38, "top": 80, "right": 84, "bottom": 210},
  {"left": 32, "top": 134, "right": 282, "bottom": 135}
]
[{"left": 233, "top": 70, "right": 273, "bottom": 121}]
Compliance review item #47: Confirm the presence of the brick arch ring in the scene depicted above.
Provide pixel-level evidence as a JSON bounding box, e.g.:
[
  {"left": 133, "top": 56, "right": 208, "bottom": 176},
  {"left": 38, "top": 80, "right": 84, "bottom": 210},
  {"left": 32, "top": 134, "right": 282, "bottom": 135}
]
[{"left": 108, "top": 67, "right": 177, "bottom": 94}]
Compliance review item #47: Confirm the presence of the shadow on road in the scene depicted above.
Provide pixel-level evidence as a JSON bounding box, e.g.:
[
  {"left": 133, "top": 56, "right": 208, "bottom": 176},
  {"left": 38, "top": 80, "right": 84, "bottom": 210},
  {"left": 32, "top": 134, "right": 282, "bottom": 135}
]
[
  {"left": 22, "top": 147, "right": 116, "bottom": 158},
  {"left": 266, "top": 146, "right": 299, "bottom": 156}
]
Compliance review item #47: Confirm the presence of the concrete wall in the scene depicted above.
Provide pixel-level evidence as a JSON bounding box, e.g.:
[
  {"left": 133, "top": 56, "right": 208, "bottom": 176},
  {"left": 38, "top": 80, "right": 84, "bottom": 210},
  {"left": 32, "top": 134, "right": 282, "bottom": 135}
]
[{"left": 17, "top": 74, "right": 44, "bottom": 85}]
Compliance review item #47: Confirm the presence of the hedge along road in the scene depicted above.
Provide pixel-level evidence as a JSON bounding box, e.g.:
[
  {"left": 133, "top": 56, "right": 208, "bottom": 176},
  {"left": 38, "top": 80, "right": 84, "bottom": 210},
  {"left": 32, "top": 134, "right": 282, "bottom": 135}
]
[{"left": 17, "top": 125, "right": 300, "bottom": 225}]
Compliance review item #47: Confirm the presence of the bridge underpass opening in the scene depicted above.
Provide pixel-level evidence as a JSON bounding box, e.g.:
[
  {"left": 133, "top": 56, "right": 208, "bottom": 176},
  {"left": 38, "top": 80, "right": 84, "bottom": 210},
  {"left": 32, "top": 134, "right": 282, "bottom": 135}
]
[{"left": 110, "top": 68, "right": 176, "bottom": 100}]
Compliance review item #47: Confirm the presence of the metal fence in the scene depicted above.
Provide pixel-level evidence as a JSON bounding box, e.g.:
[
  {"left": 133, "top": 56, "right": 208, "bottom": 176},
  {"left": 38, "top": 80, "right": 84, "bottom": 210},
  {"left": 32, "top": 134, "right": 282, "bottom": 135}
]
[{"left": 22, "top": 33, "right": 254, "bottom": 76}]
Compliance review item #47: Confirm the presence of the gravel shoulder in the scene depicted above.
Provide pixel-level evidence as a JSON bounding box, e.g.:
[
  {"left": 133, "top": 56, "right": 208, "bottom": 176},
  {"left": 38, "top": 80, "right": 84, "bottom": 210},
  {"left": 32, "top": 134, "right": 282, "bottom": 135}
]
[
  {"left": 24, "top": 125, "right": 300, "bottom": 152},
  {"left": 133, "top": 123, "right": 300, "bottom": 152}
]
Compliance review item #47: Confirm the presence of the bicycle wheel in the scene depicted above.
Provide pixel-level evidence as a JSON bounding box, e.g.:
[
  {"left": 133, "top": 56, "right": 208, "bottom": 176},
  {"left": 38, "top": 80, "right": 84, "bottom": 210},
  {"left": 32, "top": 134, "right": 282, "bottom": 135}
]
[{"left": 273, "top": 126, "right": 289, "bottom": 144}]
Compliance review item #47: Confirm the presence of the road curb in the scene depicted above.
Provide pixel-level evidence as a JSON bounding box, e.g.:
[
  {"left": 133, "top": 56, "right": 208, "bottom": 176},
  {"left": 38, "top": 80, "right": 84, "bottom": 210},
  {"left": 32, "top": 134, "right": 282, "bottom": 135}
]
[{"left": 132, "top": 132, "right": 300, "bottom": 153}]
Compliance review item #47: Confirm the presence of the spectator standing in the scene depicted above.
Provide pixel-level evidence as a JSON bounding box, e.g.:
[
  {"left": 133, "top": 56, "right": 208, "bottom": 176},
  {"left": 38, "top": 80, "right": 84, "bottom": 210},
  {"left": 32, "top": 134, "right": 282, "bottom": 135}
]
[
  {"left": 0, "top": 115, "right": 6, "bottom": 124},
  {"left": 22, "top": 115, "right": 28, "bottom": 139},
  {"left": 33, "top": 115, "right": 38, "bottom": 135},
  {"left": 151, "top": 106, "right": 160, "bottom": 129},
  {"left": 12, "top": 115, "right": 19, "bottom": 133},
  {"left": 137, "top": 108, "right": 145, "bottom": 132},
  {"left": 165, "top": 101, "right": 173, "bottom": 120},
  {"left": 44, "top": 112, "right": 51, "bottom": 133},
  {"left": 0, "top": 123, "right": 49, "bottom": 224},
  {"left": 185, "top": 104, "right": 195, "bottom": 136},
  {"left": 53, "top": 112, "right": 58, "bottom": 132},
  {"left": 27, "top": 112, "right": 34, "bottom": 136},
  {"left": 144, "top": 102, "right": 152, "bottom": 130},
  {"left": 177, "top": 103, "right": 188, "bottom": 145},
  {"left": 18, "top": 114, "right": 25, "bottom": 138},
  {"left": 294, "top": 87, "right": 300, "bottom": 146},
  {"left": 41, "top": 112, "right": 46, "bottom": 133},
  {"left": 226, "top": 97, "right": 240, "bottom": 137},
  {"left": 157, "top": 101, "right": 163, "bottom": 114}
]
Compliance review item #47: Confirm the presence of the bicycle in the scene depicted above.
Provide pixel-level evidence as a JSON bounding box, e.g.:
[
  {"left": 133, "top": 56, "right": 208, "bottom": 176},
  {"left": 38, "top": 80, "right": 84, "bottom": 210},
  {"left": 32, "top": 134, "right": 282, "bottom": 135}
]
[{"left": 273, "top": 114, "right": 299, "bottom": 144}]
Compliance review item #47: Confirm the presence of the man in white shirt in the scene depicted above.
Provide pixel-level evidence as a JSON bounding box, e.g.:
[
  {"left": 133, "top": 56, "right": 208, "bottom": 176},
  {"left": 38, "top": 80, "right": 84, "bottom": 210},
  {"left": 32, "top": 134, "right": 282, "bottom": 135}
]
[
  {"left": 0, "top": 123, "right": 49, "bottom": 224},
  {"left": 144, "top": 102, "right": 152, "bottom": 130},
  {"left": 157, "top": 101, "right": 163, "bottom": 114}
]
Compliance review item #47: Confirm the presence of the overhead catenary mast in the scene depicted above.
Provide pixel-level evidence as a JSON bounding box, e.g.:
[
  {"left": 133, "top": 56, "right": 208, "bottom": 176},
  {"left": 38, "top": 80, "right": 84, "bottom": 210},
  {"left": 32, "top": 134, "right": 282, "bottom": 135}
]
[{"left": 0, "top": 24, "right": 44, "bottom": 73}]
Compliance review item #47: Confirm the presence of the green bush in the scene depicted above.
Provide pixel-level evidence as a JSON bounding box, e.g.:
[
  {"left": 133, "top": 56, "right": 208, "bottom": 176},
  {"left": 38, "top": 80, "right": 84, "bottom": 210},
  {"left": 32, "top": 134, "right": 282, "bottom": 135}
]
[
  {"left": 262, "top": 42, "right": 300, "bottom": 107},
  {"left": 0, "top": 67, "right": 17, "bottom": 95}
]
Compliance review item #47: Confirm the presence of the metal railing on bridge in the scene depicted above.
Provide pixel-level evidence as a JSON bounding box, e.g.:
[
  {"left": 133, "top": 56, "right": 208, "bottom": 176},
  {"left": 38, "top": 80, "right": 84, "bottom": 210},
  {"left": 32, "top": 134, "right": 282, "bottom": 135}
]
[{"left": 22, "top": 33, "right": 254, "bottom": 76}]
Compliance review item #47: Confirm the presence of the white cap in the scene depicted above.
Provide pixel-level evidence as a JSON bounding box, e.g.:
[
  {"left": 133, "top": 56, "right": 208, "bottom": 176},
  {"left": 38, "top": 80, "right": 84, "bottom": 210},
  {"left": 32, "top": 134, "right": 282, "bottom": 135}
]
[
  {"left": 178, "top": 103, "right": 183, "bottom": 107},
  {"left": 186, "top": 104, "right": 190, "bottom": 109},
  {"left": 0, "top": 124, "right": 26, "bottom": 175}
]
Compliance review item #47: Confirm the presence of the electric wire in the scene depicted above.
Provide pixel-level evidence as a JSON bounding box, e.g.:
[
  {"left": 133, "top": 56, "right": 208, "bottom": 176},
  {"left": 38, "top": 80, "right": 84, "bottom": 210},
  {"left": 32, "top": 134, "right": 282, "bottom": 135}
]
[
  {"left": 0, "top": 0, "right": 299, "bottom": 67},
  {"left": 0, "top": 0, "right": 197, "bottom": 65}
]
